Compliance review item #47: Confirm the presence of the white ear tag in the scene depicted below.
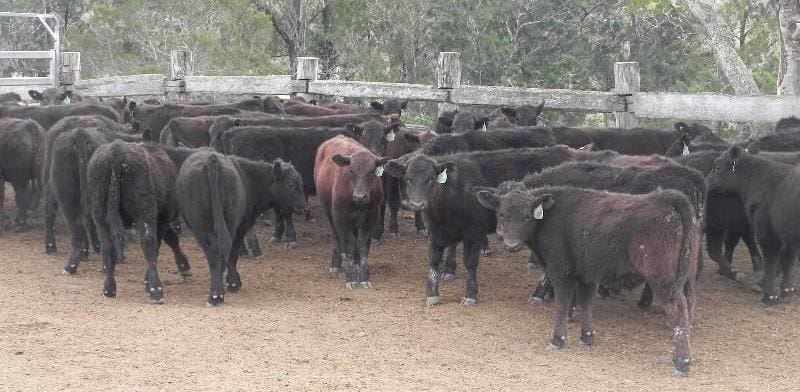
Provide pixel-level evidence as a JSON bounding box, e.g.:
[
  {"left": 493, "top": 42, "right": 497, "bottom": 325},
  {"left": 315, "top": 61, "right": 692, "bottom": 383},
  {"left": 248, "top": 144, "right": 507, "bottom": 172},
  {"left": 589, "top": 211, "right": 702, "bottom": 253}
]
[
  {"left": 375, "top": 166, "right": 384, "bottom": 177},
  {"left": 437, "top": 168, "right": 448, "bottom": 184},
  {"left": 63, "top": 96, "right": 71, "bottom": 105},
  {"left": 533, "top": 204, "right": 544, "bottom": 220},
  {"left": 481, "top": 123, "right": 487, "bottom": 132},
  {"left": 386, "top": 131, "right": 395, "bottom": 142},
  {"left": 682, "top": 143, "right": 690, "bottom": 156}
]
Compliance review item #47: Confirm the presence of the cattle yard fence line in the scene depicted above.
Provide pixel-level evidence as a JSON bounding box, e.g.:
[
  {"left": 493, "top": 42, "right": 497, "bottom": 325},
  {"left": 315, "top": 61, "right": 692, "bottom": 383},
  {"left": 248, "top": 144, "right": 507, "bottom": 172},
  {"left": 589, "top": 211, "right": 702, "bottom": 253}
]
[
  {"left": 0, "top": 48, "right": 798, "bottom": 126},
  {"left": 0, "top": 12, "right": 62, "bottom": 88}
]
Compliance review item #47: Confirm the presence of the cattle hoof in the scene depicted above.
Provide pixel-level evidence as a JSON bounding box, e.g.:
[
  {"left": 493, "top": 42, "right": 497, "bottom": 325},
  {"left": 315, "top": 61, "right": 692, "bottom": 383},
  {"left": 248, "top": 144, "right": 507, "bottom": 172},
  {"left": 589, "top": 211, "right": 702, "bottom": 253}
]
[
  {"left": 480, "top": 249, "right": 492, "bottom": 257},
  {"left": 45, "top": 243, "right": 57, "bottom": 254},
  {"left": 416, "top": 229, "right": 428, "bottom": 237},
  {"left": 762, "top": 295, "right": 780, "bottom": 305},
  {"left": 360, "top": 281, "right": 371, "bottom": 289},
  {"left": 150, "top": 297, "right": 165, "bottom": 305},
  {"left": 579, "top": 330, "right": 594, "bottom": 346},
  {"left": 442, "top": 273, "right": 456, "bottom": 282},
  {"left": 79, "top": 250, "right": 90, "bottom": 261},
  {"left": 284, "top": 241, "right": 298, "bottom": 249},
  {"left": 207, "top": 294, "right": 224, "bottom": 307},
  {"left": 527, "top": 261, "right": 540, "bottom": 269},
  {"left": 227, "top": 282, "right": 241, "bottom": 293},
  {"left": 269, "top": 236, "right": 281, "bottom": 243},
  {"left": 179, "top": 270, "right": 192, "bottom": 278},
  {"left": 460, "top": 297, "right": 477, "bottom": 306},
  {"left": 328, "top": 267, "right": 339, "bottom": 276},
  {"left": 62, "top": 265, "right": 78, "bottom": 275},
  {"left": 389, "top": 232, "right": 400, "bottom": 238},
  {"left": 103, "top": 290, "right": 116, "bottom": 298},
  {"left": 528, "top": 294, "right": 544, "bottom": 304},
  {"left": 546, "top": 342, "right": 565, "bottom": 352},
  {"left": 345, "top": 282, "right": 355, "bottom": 290},
  {"left": 426, "top": 296, "right": 441, "bottom": 306},
  {"left": 673, "top": 357, "right": 691, "bottom": 376},
  {"left": 781, "top": 287, "right": 797, "bottom": 300}
]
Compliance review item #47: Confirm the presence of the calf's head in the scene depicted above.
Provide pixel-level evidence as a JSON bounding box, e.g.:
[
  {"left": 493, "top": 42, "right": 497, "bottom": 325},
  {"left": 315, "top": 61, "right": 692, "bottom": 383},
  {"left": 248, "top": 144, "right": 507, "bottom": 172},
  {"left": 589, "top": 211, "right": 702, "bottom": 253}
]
[
  {"left": 268, "top": 159, "right": 308, "bottom": 215},
  {"left": 371, "top": 99, "right": 408, "bottom": 123},
  {"left": 332, "top": 151, "right": 389, "bottom": 207},
  {"left": 360, "top": 121, "right": 400, "bottom": 156},
  {"left": 384, "top": 155, "right": 454, "bottom": 211},
  {"left": 705, "top": 146, "right": 742, "bottom": 194},
  {"left": 29, "top": 88, "right": 72, "bottom": 105},
  {"left": 475, "top": 187, "right": 554, "bottom": 252}
]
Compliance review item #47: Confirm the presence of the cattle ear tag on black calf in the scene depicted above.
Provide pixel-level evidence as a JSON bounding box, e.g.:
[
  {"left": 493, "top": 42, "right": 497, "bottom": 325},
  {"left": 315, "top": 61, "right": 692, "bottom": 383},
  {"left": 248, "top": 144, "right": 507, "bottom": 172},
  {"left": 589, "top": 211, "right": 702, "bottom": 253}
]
[
  {"left": 533, "top": 204, "right": 544, "bottom": 220},
  {"left": 386, "top": 130, "right": 395, "bottom": 142},
  {"left": 682, "top": 143, "right": 690, "bottom": 156},
  {"left": 437, "top": 168, "right": 448, "bottom": 184},
  {"left": 375, "top": 165, "right": 384, "bottom": 177}
]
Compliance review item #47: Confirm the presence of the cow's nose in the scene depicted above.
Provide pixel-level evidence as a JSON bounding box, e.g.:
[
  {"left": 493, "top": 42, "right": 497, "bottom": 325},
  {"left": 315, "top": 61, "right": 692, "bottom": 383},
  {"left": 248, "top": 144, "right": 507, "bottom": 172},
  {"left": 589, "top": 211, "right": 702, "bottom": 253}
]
[
  {"left": 408, "top": 200, "right": 425, "bottom": 210},
  {"left": 353, "top": 193, "right": 368, "bottom": 203}
]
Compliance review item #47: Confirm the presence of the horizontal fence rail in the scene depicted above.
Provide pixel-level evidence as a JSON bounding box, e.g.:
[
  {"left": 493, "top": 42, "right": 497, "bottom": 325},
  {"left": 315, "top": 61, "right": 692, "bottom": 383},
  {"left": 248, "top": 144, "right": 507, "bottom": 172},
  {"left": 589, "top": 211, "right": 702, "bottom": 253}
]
[{"left": 1, "top": 50, "right": 799, "bottom": 126}]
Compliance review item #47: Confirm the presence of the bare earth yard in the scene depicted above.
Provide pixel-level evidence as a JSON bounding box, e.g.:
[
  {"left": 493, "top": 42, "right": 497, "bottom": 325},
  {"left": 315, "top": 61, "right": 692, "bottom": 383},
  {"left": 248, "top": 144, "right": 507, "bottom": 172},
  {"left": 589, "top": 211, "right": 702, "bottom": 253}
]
[{"left": 1, "top": 189, "right": 799, "bottom": 391}]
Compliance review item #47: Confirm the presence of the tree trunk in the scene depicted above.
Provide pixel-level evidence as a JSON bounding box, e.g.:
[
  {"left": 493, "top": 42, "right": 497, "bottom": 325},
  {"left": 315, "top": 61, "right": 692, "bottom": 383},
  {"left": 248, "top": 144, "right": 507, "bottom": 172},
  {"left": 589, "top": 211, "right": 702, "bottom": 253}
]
[
  {"left": 257, "top": 0, "right": 307, "bottom": 78},
  {"left": 776, "top": 0, "right": 800, "bottom": 96},
  {"left": 674, "top": 0, "right": 761, "bottom": 96},
  {"left": 674, "top": 0, "right": 769, "bottom": 137}
]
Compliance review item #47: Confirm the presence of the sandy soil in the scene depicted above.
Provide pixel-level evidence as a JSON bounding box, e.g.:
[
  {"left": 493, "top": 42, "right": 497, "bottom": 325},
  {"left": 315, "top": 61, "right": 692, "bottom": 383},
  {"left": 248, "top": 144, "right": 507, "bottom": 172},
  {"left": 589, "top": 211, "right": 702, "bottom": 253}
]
[{"left": 1, "top": 189, "right": 799, "bottom": 392}]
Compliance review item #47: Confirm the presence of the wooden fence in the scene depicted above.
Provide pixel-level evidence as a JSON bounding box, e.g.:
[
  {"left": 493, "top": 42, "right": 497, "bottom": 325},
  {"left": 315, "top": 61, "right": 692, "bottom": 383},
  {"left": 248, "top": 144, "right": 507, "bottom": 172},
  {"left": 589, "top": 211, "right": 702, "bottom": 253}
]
[{"left": 2, "top": 49, "right": 799, "bottom": 127}]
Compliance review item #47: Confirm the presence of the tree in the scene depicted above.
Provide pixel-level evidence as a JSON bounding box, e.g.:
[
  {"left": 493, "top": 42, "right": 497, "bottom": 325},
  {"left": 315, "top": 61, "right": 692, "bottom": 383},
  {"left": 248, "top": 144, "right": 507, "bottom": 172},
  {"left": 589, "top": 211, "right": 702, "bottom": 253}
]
[
  {"left": 255, "top": 0, "right": 311, "bottom": 78},
  {"left": 775, "top": 0, "right": 800, "bottom": 95}
]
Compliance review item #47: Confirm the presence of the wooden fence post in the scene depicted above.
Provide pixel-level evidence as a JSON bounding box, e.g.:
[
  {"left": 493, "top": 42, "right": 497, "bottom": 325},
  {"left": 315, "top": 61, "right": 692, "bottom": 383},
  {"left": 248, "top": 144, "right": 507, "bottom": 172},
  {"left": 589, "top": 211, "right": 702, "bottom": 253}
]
[
  {"left": 614, "top": 62, "right": 640, "bottom": 128},
  {"left": 294, "top": 57, "right": 318, "bottom": 100},
  {"left": 167, "top": 49, "right": 192, "bottom": 100},
  {"left": 60, "top": 52, "right": 80, "bottom": 86},
  {"left": 437, "top": 51, "right": 461, "bottom": 118}
]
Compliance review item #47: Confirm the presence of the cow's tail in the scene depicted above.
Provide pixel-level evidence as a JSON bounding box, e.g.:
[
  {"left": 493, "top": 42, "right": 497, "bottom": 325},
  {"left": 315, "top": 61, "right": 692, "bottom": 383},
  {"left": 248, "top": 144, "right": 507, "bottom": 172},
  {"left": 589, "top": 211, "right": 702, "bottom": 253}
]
[
  {"left": 106, "top": 163, "right": 126, "bottom": 260},
  {"left": 206, "top": 154, "right": 231, "bottom": 259},
  {"left": 668, "top": 191, "right": 697, "bottom": 298},
  {"left": 73, "top": 131, "right": 94, "bottom": 223}
]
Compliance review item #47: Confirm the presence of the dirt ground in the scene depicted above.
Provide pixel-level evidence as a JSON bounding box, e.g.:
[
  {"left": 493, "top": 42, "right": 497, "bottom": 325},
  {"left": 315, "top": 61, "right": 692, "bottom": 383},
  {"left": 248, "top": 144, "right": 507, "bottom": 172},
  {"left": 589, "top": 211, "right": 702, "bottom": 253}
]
[{"left": 1, "top": 188, "right": 799, "bottom": 392}]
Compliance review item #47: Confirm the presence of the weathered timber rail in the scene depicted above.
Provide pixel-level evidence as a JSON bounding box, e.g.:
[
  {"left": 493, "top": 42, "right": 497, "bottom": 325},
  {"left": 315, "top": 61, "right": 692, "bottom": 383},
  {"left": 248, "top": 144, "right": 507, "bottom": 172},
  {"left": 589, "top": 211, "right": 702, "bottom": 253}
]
[{"left": 1, "top": 49, "right": 799, "bottom": 127}]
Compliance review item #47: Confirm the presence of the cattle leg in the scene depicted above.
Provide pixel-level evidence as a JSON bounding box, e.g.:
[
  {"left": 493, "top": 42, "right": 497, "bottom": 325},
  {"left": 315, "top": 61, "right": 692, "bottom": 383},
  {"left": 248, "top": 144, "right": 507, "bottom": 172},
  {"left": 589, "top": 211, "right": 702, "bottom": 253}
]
[
  {"left": 270, "top": 209, "right": 285, "bottom": 242},
  {"left": 63, "top": 219, "right": 87, "bottom": 274},
  {"left": 373, "top": 199, "right": 386, "bottom": 241},
  {"left": 195, "top": 231, "right": 226, "bottom": 306},
  {"left": 281, "top": 210, "right": 298, "bottom": 248},
  {"left": 739, "top": 229, "right": 763, "bottom": 274},
  {"left": 225, "top": 230, "right": 247, "bottom": 293},
  {"left": 548, "top": 276, "right": 576, "bottom": 351},
  {"left": 0, "top": 177, "right": 5, "bottom": 232},
  {"left": 461, "top": 239, "right": 481, "bottom": 305},
  {"left": 414, "top": 211, "right": 427, "bottom": 236},
  {"left": 162, "top": 226, "right": 191, "bottom": 277},
  {"left": 530, "top": 273, "right": 553, "bottom": 304},
  {"left": 387, "top": 177, "right": 401, "bottom": 236},
  {"left": 323, "top": 209, "right": 343, "bottom": 275},
  {"left": 778, "top": 247, "right": 798, "bottom": 300},
  {"left": 528, "top": 251, "right": 541, "bottom": 269},
  {"left": 706, "top": 227, "right": 738, "bottom": 280},
  {"left": 141, "top": 221, "right": 165, "bottom": 304},
  {"left": 663, "top": 289, "right": 692, "bottom": 375},
  {"left": 576, "top": 281, "right": 598, "bottom": 346},
  {"left": 95, "top": 213, "right": 118, "bottom": 297},
  {"left": 87, "top": 216, "right": 101, "bottom": 254},
  {"left": 356, "top": 223, "right": 373, "bottom": 287},
  {"left": 441, "top": 244, "right": 457, "bottom": 281},
  {"left": 44, "top": 186, "right": 59, "bottom": 254},
  {"left": 759, "top": 243, "right": 781, "bottom": 305},
  {"left": 638, "top": 284, "right": 654, "bottom": 309},
  {"left": 425, "top": 241, "right": 446, "bottom": 305},
  {"left": 342, "top": 228, "right": 359, "bottom": 289},
  {"left": 11, "top": 181, "right": 31, "bottom": 230},
  {"left": 242, "top": 228, "right": 262, "bottom": 259}
]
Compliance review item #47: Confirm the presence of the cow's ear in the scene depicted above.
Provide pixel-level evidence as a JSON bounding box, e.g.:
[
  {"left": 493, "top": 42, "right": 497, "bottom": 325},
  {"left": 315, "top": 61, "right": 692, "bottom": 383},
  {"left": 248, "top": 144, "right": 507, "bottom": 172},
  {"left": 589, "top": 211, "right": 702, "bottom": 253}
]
[
  {"left": 128, "top": 100, "right": 137, "bottom": 112},
  {"left": 578, "top": 143, "right": 593, "bottom": 151},
  {"left": 346, "top": 123, "right": 364, "bottom": 139},
  {"left": 400, "top": 99, "right": 409, "bottom": 109},
  {"left": 370, "top": 101, "right": 384, "bottom": 111},
  {"left": 233, "top": 118, "right": 242, "bottom": 126},
  {"left": 533, "top": 100, "right": 546, "bottom": 115},
  {"left": 500, "top": 106, "right": 516, "bottom": 117},
  {"left": 383, "top": 160, "right": 407, "bottom": 178},
  {"left": 332, "top": 154, "right": 351, "bottom": 167},
  {"left": 309, "top": 99, "right": 318, "bottom": 105},
  {"left": 538, "top": 194, "right": 555, "bottom": 210},
  {"left": 674, "top": 122, "right": 689, "bottom": 133},
  {"left": 28, "top": 90, "right": 43, "bottom": 101},
  {"left": 474, "top": 187, "right": 500, "bottom": 210},
  {"left": 272, "top": 159, "right": 284, "bottom": 179},
  {"left": 403, "top": 132, "right": 420, "bottom": 144},
  {"left": 252, "top": 95, "right": 261, "bottom": 100}
]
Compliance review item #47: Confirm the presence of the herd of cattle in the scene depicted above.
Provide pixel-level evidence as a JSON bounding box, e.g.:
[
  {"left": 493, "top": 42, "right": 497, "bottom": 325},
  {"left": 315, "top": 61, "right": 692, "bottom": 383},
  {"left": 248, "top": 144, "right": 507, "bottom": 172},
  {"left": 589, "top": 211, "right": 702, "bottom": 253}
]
[{"left": 1, "top": 88, "right": 800, "bottom": 375}]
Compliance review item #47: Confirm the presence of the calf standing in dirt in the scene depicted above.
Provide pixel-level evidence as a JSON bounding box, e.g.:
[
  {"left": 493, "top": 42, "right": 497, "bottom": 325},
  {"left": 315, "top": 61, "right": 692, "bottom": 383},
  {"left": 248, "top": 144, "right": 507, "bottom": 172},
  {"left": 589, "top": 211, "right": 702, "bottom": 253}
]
[
  {"left": 314, "top": 135, "right": 388, "bottom": 288},
  {"left": 177, "top": 151, "right": 306, "bottom": 306},
  {"left": 475, "top": 186, "right": 699, "bottom": 375},
  {"left": 88, "top": 141, "right": 191, "bottom": 303},
  {"left": 0, "top": 118, "right": 45, "bottom": 233}
]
